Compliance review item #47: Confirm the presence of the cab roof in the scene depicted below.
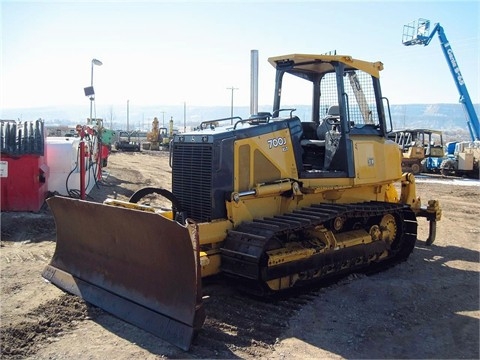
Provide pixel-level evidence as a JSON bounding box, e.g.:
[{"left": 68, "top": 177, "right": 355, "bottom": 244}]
[{"left": 268, "top": 54, "right": 384, "bottom": 78}]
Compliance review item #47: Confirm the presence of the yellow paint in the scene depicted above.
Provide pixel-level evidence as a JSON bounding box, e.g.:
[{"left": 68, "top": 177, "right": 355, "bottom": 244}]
[
  {"left": 267, "top": 245, "right": 316, "bottom": 266},
  {"left": 234, "top": 128, "right": 298, "bottom": 192},
  {"left": 197, "top": 220, "right": 232, "bottom": 246},
  {"left": 352, "top": 136, "right": 403, "bottom": 185},
  {"left": 268, "top": 54, "right": 384, "bottom": 78},
  {"left": 200, "top": 251, "right": 222, "bottom": 277}
]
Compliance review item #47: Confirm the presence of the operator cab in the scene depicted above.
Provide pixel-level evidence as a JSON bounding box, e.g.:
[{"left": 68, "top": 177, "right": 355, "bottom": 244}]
[{"left": 268, "top": 54, "right": 391, "bottom": 178}]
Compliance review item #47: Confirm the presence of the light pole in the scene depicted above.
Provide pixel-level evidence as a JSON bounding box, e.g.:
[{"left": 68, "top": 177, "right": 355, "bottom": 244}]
[
  {"left": 89, "top": 58, "right": 103, "bottom": 124},
  {"left": 80, "top": 58, "right": 103, "bottom": 198},
  {"left": 227, "top": 86, "right": 238, "bottom": 124}
]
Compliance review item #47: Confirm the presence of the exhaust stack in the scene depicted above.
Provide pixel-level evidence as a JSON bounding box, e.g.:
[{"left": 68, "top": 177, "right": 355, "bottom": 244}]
[{"left": 250, "top": 49, "right": 259, "bottom": 116}]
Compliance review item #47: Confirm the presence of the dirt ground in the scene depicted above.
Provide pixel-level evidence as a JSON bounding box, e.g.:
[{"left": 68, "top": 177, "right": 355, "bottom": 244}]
[{"left": 1, "top": 150, "right": 479, "bottom": 359}]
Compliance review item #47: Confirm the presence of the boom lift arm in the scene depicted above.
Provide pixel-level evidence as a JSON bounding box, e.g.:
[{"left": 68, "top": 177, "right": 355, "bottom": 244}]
[{"left": 402, "top": 19, "right": 480, "bottom": 141}]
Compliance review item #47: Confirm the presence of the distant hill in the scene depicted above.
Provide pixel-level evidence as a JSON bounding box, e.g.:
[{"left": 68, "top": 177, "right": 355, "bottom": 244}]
[
  {"left": 389, "top": 104, "right": 479, "bottom": 131},
  {"left": 1, "top": 103, "right": 478, "bottom": 141},
  {"left": 389, "top": 103, "right": 479, "bottom": 142}
]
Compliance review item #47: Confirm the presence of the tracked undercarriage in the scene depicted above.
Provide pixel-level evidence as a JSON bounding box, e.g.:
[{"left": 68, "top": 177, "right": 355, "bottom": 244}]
[{"left": 221, "top": 202, "right": 417, "bottom": 293}]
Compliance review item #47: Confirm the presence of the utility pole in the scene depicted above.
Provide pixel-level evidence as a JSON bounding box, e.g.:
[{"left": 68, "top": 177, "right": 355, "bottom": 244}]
[
  {"left": 227, "top": 86, "right": 238, "bottom": 124},
  {"left": 109, "top": 106, "right": 115, "bottom": 129},
  {"left": 160, "top": 111, "right": 166, "bottom": 127},
  {"left": 183, "top": 102, "right": 186, "bottom": 132},
  {"left": 127, "top": 100, "right": 130, "bottom": 132}
]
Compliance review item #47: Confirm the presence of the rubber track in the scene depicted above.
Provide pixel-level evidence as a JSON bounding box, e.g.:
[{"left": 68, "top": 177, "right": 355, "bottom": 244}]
[{"left": 221, "top": 201, "right": 417, "bottom": 287}]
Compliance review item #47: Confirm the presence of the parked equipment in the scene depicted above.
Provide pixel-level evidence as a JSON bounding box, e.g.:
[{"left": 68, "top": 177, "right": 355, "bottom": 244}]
[
  {"left": 144, "top": 117, "right": 162, "bottom": 150},
  {"left": 388, "top": 128, "right": 444, "bottom": 173},
  {"left": 439, "top": 140, "right": 480, "bottom": 178},
  {"left": 159, "top": 117, "right": 177, "bottom": 150},
  {"left": 115, "top": 131, "right": 141, "bottom": 151},
  {"left": 159, "top": 126, "right": 171, "bottom": 149},
  {"left": 42, "top": 54, "right": 442, "bottom": 350},
  {"left": 144, "top": 116, "right": 177, "bottom": 150}
]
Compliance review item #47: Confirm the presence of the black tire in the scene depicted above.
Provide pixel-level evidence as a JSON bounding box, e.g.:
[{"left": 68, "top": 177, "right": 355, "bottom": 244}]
[
  {"left": 411, "top": 163, "right": 421, "bottom": 174},
  {"left": 129, "top": 187, "right": 183, "bottom": 222}
]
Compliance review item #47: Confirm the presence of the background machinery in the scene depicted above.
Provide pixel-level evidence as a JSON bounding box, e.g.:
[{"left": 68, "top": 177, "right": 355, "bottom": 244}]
[
  {"left": 388, "top": 128, "right": 444, "bottom": 174},
  {"left": 160, "top": 116, "right": 177, "bottom": 150},
  {"left": 440, "top": 140, "right": 480, "bottom": 178},
  {"left": 144, "top": 117, "right": 161, "bottom": 150},
  {"left": 144, "top": 116, "right": 175, "bottom": 151},
  {"left": 402, "top": 18, "right": 480, "bottom": 177},
  {"left": 114, "top": 130, "right": 141, "bottom": 152},
  {"left": 42, "top": 54, "right": 441, "bottom": 350}
]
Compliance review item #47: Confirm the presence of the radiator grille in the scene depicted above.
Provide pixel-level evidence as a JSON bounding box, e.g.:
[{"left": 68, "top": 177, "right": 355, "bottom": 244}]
[{"left": 172, "top": 143, "right": 214, "bottom": 222}]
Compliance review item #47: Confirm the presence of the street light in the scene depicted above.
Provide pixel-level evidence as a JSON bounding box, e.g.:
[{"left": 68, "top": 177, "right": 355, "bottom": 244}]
[
  {"left": 89, "top": 58, "right": 103, "bottom": 124},
  {"left": 79, "top": 58, "right": 103, "bottom": 199}
]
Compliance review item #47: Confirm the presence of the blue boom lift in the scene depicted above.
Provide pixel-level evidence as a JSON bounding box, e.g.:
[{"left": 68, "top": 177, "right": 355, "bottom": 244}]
[
  {"left": 402, "top": 18, "right": 479, "bottom": 141},
  {"left": 402, "top": 19, "right": 480, "bottom": 178}
]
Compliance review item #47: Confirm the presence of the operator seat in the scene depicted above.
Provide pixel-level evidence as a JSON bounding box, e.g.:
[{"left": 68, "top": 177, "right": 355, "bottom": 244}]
[
  {"left": 321, "top": 105, "right": 342, "bottom": 170},
  {"left": 317, "top": 105, "right": 340, "bottom": 140},
  {"left": 300, "top": 105, "right": 341, "bottom": 172},
  {"left": 300, "top": 105, "right": 340, "bottom": 147}
]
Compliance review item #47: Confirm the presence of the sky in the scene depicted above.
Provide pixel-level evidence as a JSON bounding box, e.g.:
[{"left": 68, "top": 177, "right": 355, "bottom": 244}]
[{"left": 1, "top": 0, "right": 479, "bottom": 117}]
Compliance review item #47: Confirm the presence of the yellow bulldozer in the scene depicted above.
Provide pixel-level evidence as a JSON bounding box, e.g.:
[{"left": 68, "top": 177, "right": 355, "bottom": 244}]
[{"left": 42, "top": 54, "right": 441, "bottom": 351}]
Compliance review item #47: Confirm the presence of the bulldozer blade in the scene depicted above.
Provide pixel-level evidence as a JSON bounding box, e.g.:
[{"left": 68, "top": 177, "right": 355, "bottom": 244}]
[{"left": 42, "top": 196, "right": 205, "bottom": 351}]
